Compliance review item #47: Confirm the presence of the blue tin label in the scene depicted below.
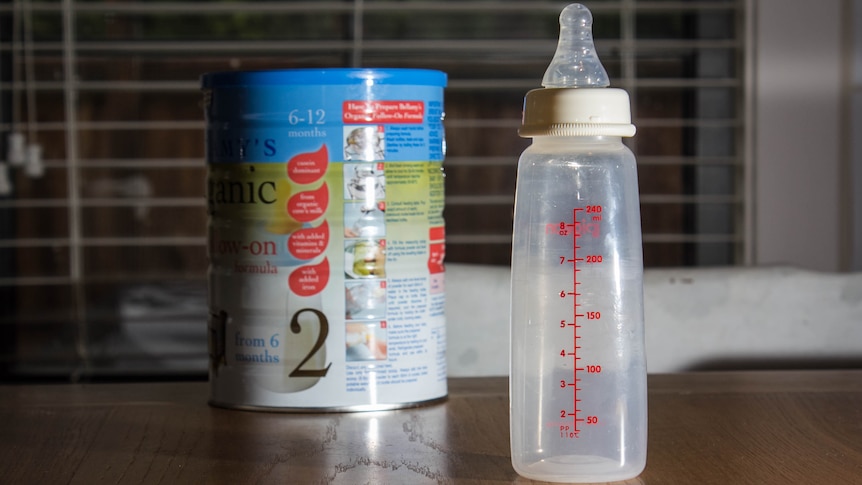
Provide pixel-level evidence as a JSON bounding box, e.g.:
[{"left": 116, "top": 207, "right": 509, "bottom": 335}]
[{"left": 203, "top": 69, "right": 447, "bottom": 411}]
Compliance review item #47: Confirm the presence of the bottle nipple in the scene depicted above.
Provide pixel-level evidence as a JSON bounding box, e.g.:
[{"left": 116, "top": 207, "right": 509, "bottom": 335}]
[
  {"left": 520, "top": 3, "right": 634, "bottom": 137},
  {"left": 542, "top": 3, "right": 609, "bottom": 88}
]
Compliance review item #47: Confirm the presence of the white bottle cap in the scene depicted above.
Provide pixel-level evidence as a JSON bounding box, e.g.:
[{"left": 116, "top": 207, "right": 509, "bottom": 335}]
[{"left": 520, "top": 4, "right": 635, "bottom": 138}]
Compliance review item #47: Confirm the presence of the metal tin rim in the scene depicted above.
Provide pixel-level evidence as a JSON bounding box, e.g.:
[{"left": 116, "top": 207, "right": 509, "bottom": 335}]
[
  {"left": 201, "top": 68, "right": 447, "bottom": 89},
  {"left": 208, "top": 394, "right": 448, "bottom": 413}
]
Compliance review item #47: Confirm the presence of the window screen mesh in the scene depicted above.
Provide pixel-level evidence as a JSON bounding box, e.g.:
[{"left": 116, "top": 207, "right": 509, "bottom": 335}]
[{"left": 0, "top": 0, "right": 746, "bottom": 380}]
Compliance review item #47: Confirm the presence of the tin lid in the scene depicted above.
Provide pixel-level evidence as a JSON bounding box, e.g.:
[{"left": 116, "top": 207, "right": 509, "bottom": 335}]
[{"left": 201, "top": 68, "right": 447, "bottom": 89}]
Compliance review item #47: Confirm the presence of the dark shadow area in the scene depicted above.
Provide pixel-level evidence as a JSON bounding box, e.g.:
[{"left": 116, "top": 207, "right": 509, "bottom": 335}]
[{"left": 685, "top": 356, "right": 862, "bottom": 372}]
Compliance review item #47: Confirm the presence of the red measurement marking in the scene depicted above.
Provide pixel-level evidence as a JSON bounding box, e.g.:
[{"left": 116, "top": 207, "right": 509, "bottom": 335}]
[
  {"left": 572, "top": 208, "right": 581, "bottom": 434},
  {"left": 557, "top": 206, "right": 602, "bottom": 438}
]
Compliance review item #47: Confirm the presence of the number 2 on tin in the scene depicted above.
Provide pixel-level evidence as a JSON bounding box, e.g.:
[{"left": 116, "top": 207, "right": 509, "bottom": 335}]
[{"left": 288, "top": 308, "right": 333, "bottom": 378}]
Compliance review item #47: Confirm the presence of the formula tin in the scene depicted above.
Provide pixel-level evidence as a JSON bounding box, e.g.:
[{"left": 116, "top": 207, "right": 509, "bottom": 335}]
[{"left": 201, "top": 69, "right": 447, "bottom": 411}]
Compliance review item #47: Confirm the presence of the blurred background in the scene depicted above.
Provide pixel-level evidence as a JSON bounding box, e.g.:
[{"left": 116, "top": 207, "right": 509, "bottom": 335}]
[{"left": 0, "top": 0, "right": 859, "bottom": 381}]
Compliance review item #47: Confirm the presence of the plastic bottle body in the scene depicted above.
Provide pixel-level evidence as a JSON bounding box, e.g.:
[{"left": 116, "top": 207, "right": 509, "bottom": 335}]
[{"left": 510, "top": 135, "right": 647, "bottom": 483}]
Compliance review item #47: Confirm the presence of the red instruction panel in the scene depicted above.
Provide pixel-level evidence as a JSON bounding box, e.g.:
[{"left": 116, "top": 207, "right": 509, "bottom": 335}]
[{"left": 342, "top": 101, "right": 425, "bottom": 123}]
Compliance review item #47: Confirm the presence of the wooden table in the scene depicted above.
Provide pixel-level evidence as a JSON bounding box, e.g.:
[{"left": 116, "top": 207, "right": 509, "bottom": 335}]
[{"left": 1, "top": 371, "right": 860, "bottom": 484}]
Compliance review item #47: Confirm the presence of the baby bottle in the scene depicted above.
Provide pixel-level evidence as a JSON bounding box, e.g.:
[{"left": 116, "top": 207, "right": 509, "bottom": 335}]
[{"left": 509, "top": 3, "right": 647, "bottom": 482}]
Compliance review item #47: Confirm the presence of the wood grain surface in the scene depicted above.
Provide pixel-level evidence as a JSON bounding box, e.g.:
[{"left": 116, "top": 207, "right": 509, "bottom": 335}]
[{"left": 0, "top": 371, "right": 860, "bottom": 484}]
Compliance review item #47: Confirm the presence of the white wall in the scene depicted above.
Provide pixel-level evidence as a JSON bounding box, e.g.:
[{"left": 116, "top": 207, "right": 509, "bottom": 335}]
[
  {"left": 853, "top": 0, "right": 862, "bottom": 271},
  {"left": 446, "top": 264, "right": 862, "bottom": 376},
  {"left": 753, "top": 0, "right": 847, "bottom": 271}
]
